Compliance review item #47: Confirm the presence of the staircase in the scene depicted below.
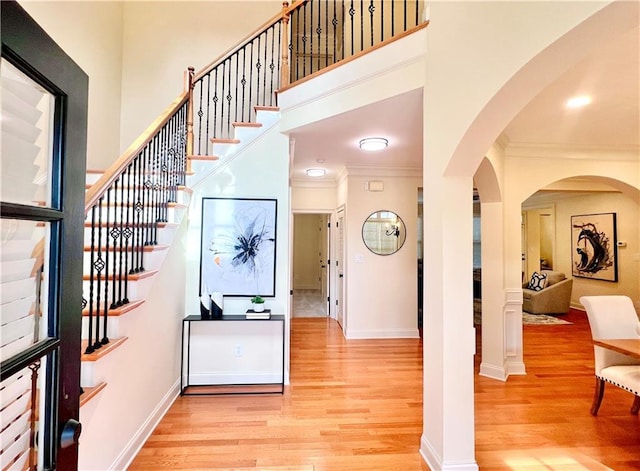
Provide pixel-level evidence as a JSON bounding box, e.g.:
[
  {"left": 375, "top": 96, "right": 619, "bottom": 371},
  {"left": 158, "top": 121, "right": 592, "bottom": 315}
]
[{"left": 78, "top": 105, "right": 281, "bottom": 407}]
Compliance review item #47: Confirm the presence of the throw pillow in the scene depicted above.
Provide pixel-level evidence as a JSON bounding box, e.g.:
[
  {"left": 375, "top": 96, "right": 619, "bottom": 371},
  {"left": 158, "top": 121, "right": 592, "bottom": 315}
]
[{"left": 528, "top": 271, "right": 547, "bottom": 291}]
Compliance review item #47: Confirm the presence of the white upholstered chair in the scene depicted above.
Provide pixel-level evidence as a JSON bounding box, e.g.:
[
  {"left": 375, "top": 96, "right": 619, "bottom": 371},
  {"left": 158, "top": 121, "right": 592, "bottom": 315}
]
[{"left": 580, "top": 295, "right": 640, "bottom": 416}]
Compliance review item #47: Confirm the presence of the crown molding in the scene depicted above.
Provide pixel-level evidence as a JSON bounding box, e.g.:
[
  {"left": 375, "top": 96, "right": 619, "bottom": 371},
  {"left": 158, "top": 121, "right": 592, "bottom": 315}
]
[{"left": 505, "top": 142, "right": 639, "bottom": 161}]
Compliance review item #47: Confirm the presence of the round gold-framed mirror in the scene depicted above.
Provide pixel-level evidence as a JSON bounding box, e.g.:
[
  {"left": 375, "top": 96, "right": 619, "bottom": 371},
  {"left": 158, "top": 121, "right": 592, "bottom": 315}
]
[{"left": 362, "top": 210, "right": 407, "bottom": 255}]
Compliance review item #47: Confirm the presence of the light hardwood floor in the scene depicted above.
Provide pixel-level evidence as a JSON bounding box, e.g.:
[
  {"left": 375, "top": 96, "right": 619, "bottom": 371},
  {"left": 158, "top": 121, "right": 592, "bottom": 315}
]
[{"left": 129, "top": 310, "right": 640, "bottom": 470}]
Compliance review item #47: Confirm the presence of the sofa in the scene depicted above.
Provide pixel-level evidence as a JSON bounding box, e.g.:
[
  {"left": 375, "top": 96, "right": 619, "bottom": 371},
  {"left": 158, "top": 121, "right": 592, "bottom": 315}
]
[{"left": 522, "top": 270, "right": 573, "bottom": 315}]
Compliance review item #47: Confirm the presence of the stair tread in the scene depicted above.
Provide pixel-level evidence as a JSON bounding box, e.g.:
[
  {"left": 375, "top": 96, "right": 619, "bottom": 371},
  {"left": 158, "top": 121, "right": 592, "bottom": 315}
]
[
  {"left": 81, "top": 337, "right": 128, "bottom": 362},
  {"left": 210, "top": 138, "right": 240, "bottom": 144},
  {"left": 82, "top": 270, "right": 158, "bottom": 281},
  {"left": 232, "top": 122, "right": 262, "bottom": 128},
  {"left": 82, "top": 299, "right": 145, "bottom": 317},
  {"left": 254, "top": 105, "right": 280, "bottom": 112},
  {"left": 188, "top": 154, "right": 220, "bottom": 161},
  {"left": 80, "top": 382, "right": 107, "bottom": 407}
]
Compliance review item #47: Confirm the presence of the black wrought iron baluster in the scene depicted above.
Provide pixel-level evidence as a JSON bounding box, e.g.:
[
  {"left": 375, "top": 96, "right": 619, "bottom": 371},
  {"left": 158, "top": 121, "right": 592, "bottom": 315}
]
[
  {"left": 316, "top": 1, "right": 322, "bottom": 72},
  {"left": 109, "top": 179, "right": 120, "bottom": 309},
  {"left": 212, "top": 68, "right": 219, "bottom": 140},
  {"left": 219, "top": 61, "right": 227, "bottom": 138},
  {"left": 262, "top": 30, "right": 268, "bottom": 104},
  {"left": 123, "top": 163, "right": 133, "bottom": 287},
  {"left": 310, "top": 0, "right": 315, "bottom": 74},
  {"left": 325, "top": 0, "right": 329, "bottom": 69},
  {"left": 93, "top": 196, "right": 104, "bottom": 351},
  {"left": 161, "top": 122, "right": 168, "bottom": 223},
  {"left": 152, "top": 136, "right": 160, "bottom": 245},
  {"left": 404, "top": 0, "right": 407, "bottom": 31},
  {"left": 101, "top": 187, "right": 110, "bottom": 346},
  {"left": 85, "top": 207, "right": 96, "bottom": 354},
  {"left": 197, "top": 80, "right": 204, "bottom": 155},
  {"left": 275, "top": 23, "right": 281, "bottom": 104},
  {"left": 333, "top": 0, "right": 338, "bottom": 63},
  {"left": 360, "top": 0, "right": 364, "bottom": 53},
  {"left": 117, "top": 168, "right": 126, "bottom": 305},
  {"left": 415, "top": 0, "right": 419, "bottom": 27},
  {"left": 380, "top": 0, "right": 384, "bottom": 42},
  {"left": 349, "top": 0, "right": 355, "bottom": 56},
  {"left": 233, "top": 54, "right": 239, "bottom": 126},
  {"left": 302, "top": 2, "right": 307, "bottom": 78},
  {"left": 369, "top": 0, "right": 374, "bottom": 47},
  {"left": 133, "top": 154, "right": 143, "bottom": 273},
  {"left": 226, "top": 58, "right": 232, "bottom": 135},
  {"left": 391, "top": 0, "right": 395, "bottom": 37},
  {"left": 204, "top": 74, "right": 211, "bottom": 148},
  {"left": 269, "top": 26, "right": 276, "bottom": 105},
  {"left": 241, "top": 48, "right": 247, "bottom": 122},
  {"left": 142, "top": 144, "right": 150, "bottom": 247},
  {"left": 248, "top": 40, "right": 254, "bottom": 123},
  {"left": 255, "top": 35, "right": 262, "bottom": 113}
]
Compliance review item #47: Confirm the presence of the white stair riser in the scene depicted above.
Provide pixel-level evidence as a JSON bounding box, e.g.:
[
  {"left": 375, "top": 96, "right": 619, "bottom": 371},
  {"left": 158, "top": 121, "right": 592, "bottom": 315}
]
[
  {"left": 82, "top": 275, "right": 155, "bottom": 306},
  {"left": 81, "top": 316, "right": 120, "bottom": 341},
  {"left": 83, "top": 225, "right": 177, "bottom": 247},
  {"left": 87, "top": 205, "right": 185, "bottom": 225},
  {"left": 82, "top": 248, "right": 168, "bottom": 273},
  {"left": 87, "top": 188, "right": 191, "bottom": 206}
]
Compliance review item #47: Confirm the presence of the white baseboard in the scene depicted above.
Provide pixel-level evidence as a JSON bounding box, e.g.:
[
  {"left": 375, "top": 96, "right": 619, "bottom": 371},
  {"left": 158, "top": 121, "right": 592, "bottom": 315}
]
[
  {"left": 111, "top": 379, "right": 180, "bottom": 471},
  {"left": 345, "top": 328, "right": 420, "bottom": 339},
  {"left": 189, "top": 372, "right": 283, "bottom": 384},
  {"left": 479, "top": 362, "right": 508, "bottom": 381},
  {"left": 506, "top": 360, "right": 526, "bottom": 376},
  {"left": 420, "top": 435, "right": 479, "bottom": 470}
]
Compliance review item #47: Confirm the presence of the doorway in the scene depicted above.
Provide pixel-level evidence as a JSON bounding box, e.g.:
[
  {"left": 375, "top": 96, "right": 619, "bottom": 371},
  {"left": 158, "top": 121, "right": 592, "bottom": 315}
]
[{"left": 292, "top": 213, "right": 330, "bottom": 317}]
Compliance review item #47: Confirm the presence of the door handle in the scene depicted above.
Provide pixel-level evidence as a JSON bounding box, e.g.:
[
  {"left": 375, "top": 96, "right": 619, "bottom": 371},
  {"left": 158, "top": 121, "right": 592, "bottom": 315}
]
[
  {"left": 339, "top": 274, "right": 344, "bottom": 278},
  {"left": 60, "top": 419, "right": 82, "bottom": 448}
]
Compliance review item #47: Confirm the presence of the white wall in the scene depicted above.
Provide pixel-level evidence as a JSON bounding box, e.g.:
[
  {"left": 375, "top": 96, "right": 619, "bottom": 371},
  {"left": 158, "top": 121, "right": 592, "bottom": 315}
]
[
  {"left": 344, "top": 172, "right": 421, "bottom": 338},
  {"left": 18, "top": 1, "right": 124, "bottom": 170},
  {"left": 119, "top": 1, "right": 281, "bottom": 150},
  {"left": 184, "top": 125, "right": 291, "bottom": 383},
  {"left": 554, "top": 192, "right": 639, "bottom": 309}
]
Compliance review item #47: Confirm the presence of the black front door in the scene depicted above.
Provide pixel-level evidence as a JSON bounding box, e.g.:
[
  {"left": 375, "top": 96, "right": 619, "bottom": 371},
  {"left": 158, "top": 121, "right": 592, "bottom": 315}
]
[{"left": 1, "top": 2, "right": 88, "bottom": 469}]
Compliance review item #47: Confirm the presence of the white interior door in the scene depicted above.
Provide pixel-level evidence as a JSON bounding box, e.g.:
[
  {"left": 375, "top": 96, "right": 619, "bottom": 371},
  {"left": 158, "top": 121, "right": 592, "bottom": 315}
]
[{"left": 336, "top": 210, "right": 344, "bottom": 329}]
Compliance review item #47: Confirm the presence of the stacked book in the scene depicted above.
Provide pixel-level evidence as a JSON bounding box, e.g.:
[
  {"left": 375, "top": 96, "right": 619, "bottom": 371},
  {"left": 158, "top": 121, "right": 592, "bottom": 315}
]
[{"left": 246, "top": 308, "right": 271, "bottom": 320}]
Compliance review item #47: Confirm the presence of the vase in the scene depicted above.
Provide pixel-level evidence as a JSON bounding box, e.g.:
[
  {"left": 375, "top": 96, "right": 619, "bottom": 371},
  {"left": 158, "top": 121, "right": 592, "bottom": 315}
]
[{"left": 253, "top": 303, "right": 265, "bottom": 313}]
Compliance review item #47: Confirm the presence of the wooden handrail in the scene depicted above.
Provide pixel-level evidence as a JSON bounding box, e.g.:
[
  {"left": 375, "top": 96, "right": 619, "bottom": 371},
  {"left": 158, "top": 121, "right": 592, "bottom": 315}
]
[
  {"left": 193, "top": 1, "right": 300, "bottom": 82},
  {"left": 84, "top": 91, "right": 189, "bottom": 214}
]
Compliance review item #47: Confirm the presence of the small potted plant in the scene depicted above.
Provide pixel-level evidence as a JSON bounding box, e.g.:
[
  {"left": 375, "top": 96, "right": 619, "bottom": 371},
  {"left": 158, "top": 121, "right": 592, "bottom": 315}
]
[{"left": 251, "top": 295, "right": 265, "bottom": 312}]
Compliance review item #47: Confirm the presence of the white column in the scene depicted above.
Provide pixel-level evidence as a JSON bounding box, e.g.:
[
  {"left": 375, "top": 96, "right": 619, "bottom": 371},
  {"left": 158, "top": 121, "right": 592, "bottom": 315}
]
[
  {"left": 479, "top": 201, "right": 508, "bottom": 381},
  {"left": 421, "top": 173, "right": 478, "bottom": 470}
]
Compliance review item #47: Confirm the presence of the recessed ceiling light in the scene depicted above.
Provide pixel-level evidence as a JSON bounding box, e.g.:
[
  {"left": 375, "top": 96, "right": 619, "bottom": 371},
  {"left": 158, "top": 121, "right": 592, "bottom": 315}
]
[
  {"left": 306, "top": 168, "right": 326, "bottom": 177},
  {"left": 359, "top": 137, "right": 388, "bottom": 151},
  {"left": 566, "top": 95, "right": 591, "bottom": 108}
]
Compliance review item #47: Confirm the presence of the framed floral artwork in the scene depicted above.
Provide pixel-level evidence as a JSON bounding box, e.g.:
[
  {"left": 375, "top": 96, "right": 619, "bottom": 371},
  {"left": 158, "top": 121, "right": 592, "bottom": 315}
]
[
  {"left": 571, "top": 212, "right": 617, "bottom": 282},
  {"left": 199, "top": 197, "right": 277, "bottom": 297}
]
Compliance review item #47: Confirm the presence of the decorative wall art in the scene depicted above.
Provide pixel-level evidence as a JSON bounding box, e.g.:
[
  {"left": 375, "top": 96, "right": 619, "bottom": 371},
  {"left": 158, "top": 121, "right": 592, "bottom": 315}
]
[
  {"left": 199, "top": 197, "right": 277, "bottom": 297},
  {"left": 571, "top": 212, "right": 617, "bottom": 282}
]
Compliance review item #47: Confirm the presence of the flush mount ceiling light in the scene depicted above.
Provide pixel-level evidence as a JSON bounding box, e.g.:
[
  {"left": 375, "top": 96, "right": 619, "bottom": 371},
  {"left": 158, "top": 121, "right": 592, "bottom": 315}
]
[
  {"left": 306, "top": 168, "right": 326, "bottom": 177},
  {"left": 566, "top": 95, "right": 592, "bottom": 108},
  {"left": 359, "top": 137, "right": 388, "bottom": 151}
]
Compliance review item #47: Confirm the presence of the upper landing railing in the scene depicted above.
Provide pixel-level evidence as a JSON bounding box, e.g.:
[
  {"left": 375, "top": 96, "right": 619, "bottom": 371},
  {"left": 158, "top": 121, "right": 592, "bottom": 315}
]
[{"left": 189, "top": 0, "right": 427, "bottom": 155}]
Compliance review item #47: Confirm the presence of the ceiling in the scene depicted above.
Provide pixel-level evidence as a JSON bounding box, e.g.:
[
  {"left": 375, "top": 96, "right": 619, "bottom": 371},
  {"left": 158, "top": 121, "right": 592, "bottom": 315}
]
[{"left": 288, "top": 25, "right": 639, "bottom": 188}]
